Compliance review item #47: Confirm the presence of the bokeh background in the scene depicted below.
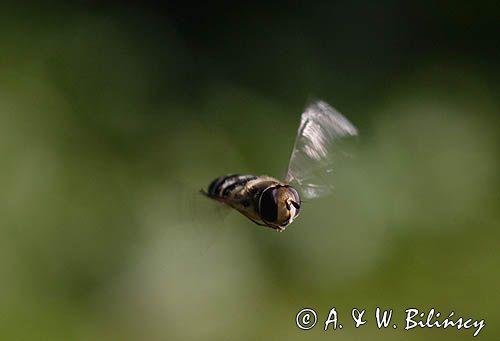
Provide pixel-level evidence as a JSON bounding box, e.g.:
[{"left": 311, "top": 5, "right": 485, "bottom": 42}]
[{"left": 0, "top": 2, "right": 498, "bottom": 340}]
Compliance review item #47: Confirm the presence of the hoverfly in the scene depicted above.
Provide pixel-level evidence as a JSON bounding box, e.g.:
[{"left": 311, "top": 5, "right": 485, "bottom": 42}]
[{"left": 202, "top": 100, "right": 358, "bottom": 232}]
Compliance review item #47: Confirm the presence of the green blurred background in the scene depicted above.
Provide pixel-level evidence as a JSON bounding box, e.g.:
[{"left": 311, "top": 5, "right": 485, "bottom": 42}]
[{"left": 0, "top": 2, "right": 498, "bottom": 340}]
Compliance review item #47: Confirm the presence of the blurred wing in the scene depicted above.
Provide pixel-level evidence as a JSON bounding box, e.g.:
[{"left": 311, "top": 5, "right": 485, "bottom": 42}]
[{"left": 285, "top": 100, "right": 358, "bottom": 199}]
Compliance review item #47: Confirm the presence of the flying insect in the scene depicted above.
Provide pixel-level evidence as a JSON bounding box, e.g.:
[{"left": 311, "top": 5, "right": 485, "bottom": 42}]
[{"left": 202, "top": 100, "right": 358, "bottom": 232}]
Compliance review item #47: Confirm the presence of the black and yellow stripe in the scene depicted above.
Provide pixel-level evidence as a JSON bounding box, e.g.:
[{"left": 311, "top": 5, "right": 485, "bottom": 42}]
[{"left": 207, "top": 174, "right": 257, "bottom": 198}]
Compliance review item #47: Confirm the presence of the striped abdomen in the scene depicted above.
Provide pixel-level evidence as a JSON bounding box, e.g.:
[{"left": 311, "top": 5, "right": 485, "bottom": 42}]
[{"left": 207, "top": 174, "right": 258, "bottom": 199}]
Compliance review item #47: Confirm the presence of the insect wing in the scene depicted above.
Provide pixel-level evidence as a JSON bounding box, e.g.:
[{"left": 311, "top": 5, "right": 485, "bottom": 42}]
[{"left": 285, "top": 100, "right": 358, "bottom": 199}]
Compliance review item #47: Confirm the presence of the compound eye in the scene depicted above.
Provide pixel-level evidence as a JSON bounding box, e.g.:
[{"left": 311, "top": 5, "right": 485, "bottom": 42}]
[{"left": 259, "top": 187, "right": 278, "bottom": 223}]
